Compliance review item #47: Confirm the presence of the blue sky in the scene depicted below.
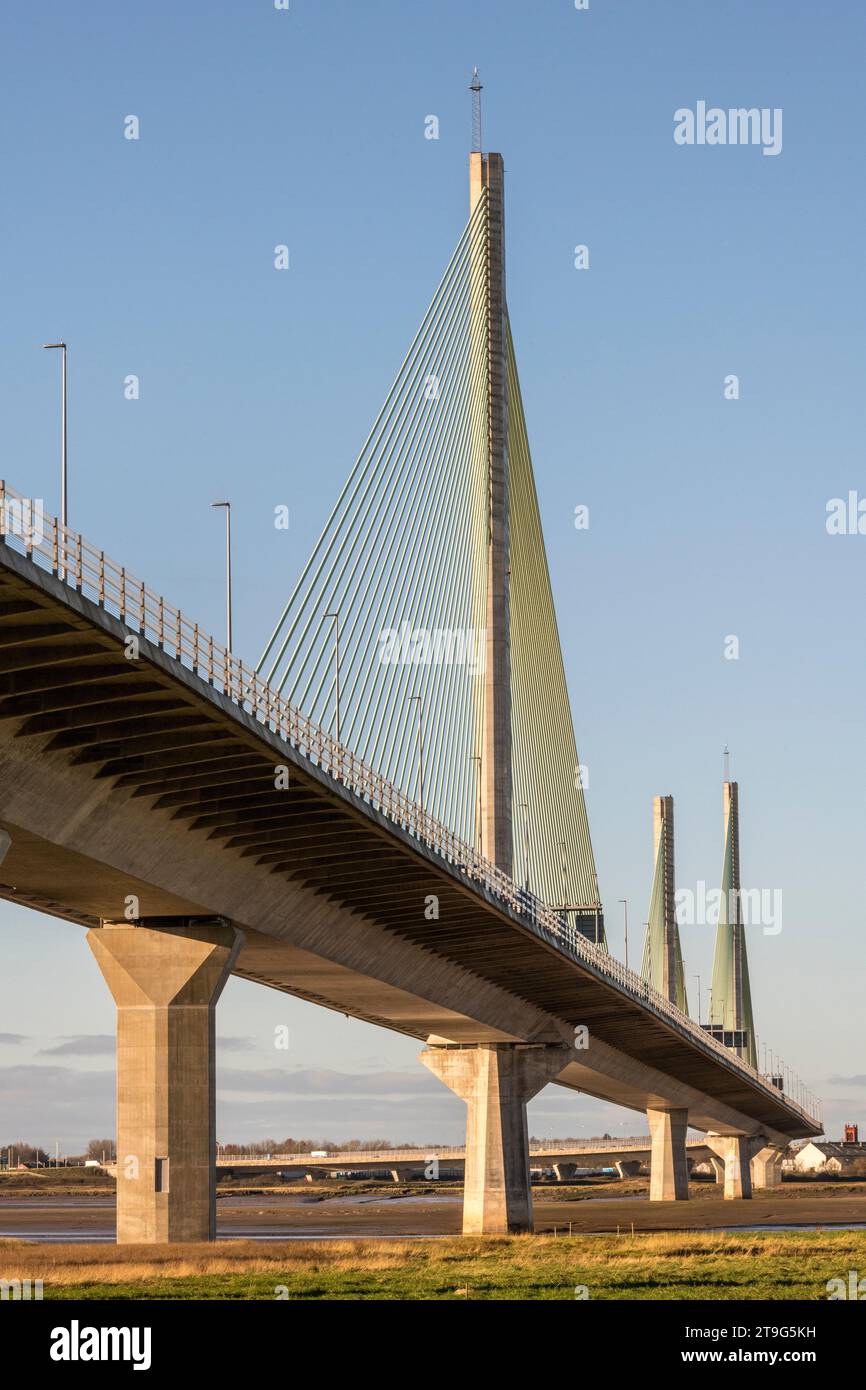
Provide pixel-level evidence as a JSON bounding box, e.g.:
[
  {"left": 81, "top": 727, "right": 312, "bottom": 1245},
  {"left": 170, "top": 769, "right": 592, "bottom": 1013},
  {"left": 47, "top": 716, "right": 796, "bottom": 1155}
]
[{"left": 0, "top": 0, "right": 863, "bottom": 1150}]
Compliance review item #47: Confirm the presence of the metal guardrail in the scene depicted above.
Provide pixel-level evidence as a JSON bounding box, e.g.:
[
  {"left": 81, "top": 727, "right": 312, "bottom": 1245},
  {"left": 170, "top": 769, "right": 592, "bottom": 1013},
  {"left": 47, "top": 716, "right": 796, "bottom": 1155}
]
[{"left": 0, "top": 482, "right": 822, "bottom": 1129}]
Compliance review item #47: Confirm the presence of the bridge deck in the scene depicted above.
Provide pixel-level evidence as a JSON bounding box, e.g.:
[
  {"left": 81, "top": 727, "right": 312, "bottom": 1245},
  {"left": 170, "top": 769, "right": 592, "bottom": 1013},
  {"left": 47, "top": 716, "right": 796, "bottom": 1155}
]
[{"left": 0, "top": 533, "right": 820, "bottom": 1141}]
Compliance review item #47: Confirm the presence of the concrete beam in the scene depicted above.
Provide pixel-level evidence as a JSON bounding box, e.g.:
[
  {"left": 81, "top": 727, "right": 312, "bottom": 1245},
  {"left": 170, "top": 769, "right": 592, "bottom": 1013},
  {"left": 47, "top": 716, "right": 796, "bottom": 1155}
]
[
  {"left": 0, "top": 721, "right": 568, "bottom": 1048},
  {"left": 648, "top": 1107, "right": 689, "bottom": 1200},
  {"left": 556, "top": 1035, "right": 781, "bottom": 1140},
  {"left": 88, "top": 917, "right": 242, "bottom": 1243},
  {"left": 421, "top": 1042, "right": 568, "bottom": 1233}
]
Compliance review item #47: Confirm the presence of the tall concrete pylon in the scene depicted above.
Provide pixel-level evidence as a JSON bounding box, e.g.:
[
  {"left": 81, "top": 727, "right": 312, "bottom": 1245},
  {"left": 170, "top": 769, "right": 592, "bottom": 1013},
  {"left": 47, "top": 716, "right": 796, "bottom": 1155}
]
[
  {"left": 258, "top": 109, "right": 603, "bottom": 926},
  {"left": 708, "top": 781, "right": 757, "bottom": 1067},
  {"left": 641, "top": 795, "right": 688, "bottom": 1010},
  {"left": 470, "top": 148, "right": 513, "bottom": 876}
]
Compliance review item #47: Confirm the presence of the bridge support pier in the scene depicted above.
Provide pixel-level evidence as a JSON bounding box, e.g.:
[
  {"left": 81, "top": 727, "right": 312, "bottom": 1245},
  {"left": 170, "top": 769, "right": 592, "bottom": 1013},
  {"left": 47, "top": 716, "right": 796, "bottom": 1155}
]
[
  {"left": 706, "top": 1135, "right": 753, "bottom": 1199},
  {"left": 552, "top": 1162, "right": 577, "bottom": 1182},
  {"left": 647, "top": 1107, "right": 689, "bottom": 1200},
  {"left": 421, "top": 1043, "right": 567, "bottom": 1234},
  {"left": 88, "top": 917, "right": 242, "bottom": 1244},
  {"left": 708, "top": 1155, "right": 725, "bottom": 1183},
  {"left": 750, "top": 1142, "right": 784, "bottom": 1190},
  {"left": 615, "top": 1160, "right": 642, "bottom": 1181}
]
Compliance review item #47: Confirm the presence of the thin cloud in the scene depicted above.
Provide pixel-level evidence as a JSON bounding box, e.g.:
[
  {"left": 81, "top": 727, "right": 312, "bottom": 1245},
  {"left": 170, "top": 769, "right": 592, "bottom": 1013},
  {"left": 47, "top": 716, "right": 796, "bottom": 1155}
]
[
  {"left": 0, "top": 1064, "right": 114, "bottom": 1149},
  {"left": 215, "top": 1092, "right": 464, "bottom": 1146},
  {"left": 216, "top": 1067, "right": 442, "bottom": 1098},
  {"left": 39, "top": 1035, "right": 114, "bottom": 1057}
]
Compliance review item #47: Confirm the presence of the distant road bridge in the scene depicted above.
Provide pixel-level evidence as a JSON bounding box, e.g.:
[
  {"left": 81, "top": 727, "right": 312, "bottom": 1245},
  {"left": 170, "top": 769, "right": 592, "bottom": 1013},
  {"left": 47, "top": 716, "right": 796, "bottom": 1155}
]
[
  {"left": 0, "top": 134, "right": 820, "bottom": 1245},
  {"left": 218, "top": 1136, "right": 716, "bottom": 1182}
]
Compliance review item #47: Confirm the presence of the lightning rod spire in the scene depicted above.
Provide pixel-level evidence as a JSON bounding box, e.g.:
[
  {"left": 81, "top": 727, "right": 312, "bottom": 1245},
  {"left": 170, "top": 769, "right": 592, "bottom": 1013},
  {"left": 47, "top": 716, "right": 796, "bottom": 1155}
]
[{"left": 469, "top": 66, "right": 483, "bottom": 153}]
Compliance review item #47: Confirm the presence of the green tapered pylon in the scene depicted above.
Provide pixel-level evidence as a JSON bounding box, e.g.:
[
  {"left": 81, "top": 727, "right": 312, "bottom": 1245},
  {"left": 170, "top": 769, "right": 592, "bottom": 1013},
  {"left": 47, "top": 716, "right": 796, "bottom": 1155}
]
[
  {"left": 709, "top": 782, "right": 757, "bottom": 1067},
  {"left": 641, "top": 795, "right": 688, "bottom": 1011}
]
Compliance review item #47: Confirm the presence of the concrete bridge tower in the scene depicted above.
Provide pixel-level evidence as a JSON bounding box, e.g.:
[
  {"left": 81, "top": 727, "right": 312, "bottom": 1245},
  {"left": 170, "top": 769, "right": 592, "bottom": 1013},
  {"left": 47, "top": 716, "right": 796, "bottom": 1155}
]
[
  {"left": 641, "top": 795, "right": 688, "bottom": 1010},
  {"left": 423, "top": 76, "right": 570, "bottom": 1234},
  {"left": 708, "top": 781, "right": 757, "bottom": 1068},
  {"left": 470, "top": 133, "right": 513, "bottom": 876}
]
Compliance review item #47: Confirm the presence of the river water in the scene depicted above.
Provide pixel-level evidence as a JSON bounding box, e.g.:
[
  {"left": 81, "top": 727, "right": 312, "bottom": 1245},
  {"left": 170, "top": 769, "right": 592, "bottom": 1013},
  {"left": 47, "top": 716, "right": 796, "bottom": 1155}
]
[{"left": 1, "top": 1192, "right": 864, "bottom": 1243}]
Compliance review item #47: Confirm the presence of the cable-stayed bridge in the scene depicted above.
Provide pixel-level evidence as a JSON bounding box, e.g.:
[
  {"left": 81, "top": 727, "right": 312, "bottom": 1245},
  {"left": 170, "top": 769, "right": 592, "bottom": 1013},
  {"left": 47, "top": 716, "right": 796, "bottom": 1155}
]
[
  {"left": 0, "top": 136, "right": 820, "bottom": 1243},
  {"left": 258, "top": 174, "right": 600, "bottom": 938}
]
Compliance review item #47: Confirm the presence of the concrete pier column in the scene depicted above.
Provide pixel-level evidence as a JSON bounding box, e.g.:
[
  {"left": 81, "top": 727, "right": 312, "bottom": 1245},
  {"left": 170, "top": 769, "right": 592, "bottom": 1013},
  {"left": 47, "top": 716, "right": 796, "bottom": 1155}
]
[
  {"left": 421, "top": 1042, "right": 567, "bottom": 1234},
  {"left": 751, "top": 1142, "right": 784, "bottom": 1190},
  {"left": 647, "top": 1107, "right": 689, "bottom": 1200},
  {"left": 615, "top": 1159, "right": 642, "bottom": 1181},
  {"left": 552, "top": 1162, "right": 577, "bottom": 1182},
  {"left": 87, "top": 917, "right": 242, "bottom": 1243},
  {"left": 708, "top": 1155, "right": 725, "bottom": 1183},
  {"left": 706, "top": 1135, "right": 753, "bottom": 1200}
]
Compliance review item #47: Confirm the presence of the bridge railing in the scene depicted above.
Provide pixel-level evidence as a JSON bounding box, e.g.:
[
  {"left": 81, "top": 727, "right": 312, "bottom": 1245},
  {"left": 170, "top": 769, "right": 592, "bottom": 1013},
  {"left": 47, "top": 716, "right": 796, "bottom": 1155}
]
[{"left": 0, "top": 481, "right": 822, "bottom": 1131}]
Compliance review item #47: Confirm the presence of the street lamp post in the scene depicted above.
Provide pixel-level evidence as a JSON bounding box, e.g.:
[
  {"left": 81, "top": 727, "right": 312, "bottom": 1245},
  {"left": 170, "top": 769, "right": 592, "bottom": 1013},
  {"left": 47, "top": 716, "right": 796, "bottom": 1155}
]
[
  {"left": 42, "top": 342, "right": 67, "bottom": 573},
  {"left": 407, "top": 695, "right": 424, "bottom": 812},
  {"left": 211, "top": 502, "right": 232, "bottom": 651},
  {"left": 518, "top": 801, "right": 530, "bottom": 890},
  {"left": 470, "top": 754, "right": 482, "bottom": 855},
  {"left": 323, "top": 611, "right": 342, "bottom": 743},
  {"left": 619, "top": 898, "right": 629, "bottom": 970},
  {"left": 323, "top": 610, "right": 342, "bottom": 779}
]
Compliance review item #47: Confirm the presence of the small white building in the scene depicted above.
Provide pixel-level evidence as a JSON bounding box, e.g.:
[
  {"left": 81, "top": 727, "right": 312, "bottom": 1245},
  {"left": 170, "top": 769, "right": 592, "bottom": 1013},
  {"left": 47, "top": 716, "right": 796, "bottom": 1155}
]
[{"left": 792, "top": 1141, "right": 866, "bottom": 1174}]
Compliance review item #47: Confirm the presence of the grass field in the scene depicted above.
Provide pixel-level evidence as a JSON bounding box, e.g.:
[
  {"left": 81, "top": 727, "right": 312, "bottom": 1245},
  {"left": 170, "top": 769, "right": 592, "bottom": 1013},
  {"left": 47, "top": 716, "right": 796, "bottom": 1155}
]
[{"left": 2, "top": 1230, "right": 864, "bottom": 1300}]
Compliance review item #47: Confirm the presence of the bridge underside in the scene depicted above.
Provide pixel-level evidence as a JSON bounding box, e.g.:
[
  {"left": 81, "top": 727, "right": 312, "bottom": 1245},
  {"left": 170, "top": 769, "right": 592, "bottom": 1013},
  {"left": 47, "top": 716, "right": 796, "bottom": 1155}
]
[
  {"left": 0, "top": 546, "right": 817, "bottom": 1236},
  {"left": 0, "top": 546, "right": 817, "bottom": 1138}
]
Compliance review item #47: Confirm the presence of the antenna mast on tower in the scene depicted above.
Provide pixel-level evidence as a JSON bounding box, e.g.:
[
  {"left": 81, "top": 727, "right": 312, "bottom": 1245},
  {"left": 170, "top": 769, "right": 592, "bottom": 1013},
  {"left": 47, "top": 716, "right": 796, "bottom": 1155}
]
[{"left": 469, "top": 66, "right": 483, "bottom": 153}]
